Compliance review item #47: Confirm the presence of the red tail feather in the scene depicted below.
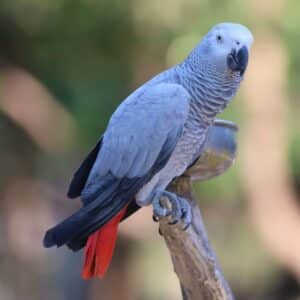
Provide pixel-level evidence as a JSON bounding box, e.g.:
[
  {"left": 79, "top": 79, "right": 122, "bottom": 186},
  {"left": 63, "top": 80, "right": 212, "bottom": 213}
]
[{"left": 82, "top": 206, "right": 128, "bottom": 279}]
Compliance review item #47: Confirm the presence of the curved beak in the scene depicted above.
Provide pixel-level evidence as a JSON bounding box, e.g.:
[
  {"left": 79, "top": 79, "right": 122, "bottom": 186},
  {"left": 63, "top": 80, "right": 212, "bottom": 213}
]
[{"left": 227, "top": 46, "right": 249, "bottom": 76}]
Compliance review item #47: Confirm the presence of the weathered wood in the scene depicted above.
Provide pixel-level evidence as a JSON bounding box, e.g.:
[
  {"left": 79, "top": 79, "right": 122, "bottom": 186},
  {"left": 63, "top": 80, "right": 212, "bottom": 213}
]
[{"left": 159, "top": 120, "right": 237, "bottom": 300}]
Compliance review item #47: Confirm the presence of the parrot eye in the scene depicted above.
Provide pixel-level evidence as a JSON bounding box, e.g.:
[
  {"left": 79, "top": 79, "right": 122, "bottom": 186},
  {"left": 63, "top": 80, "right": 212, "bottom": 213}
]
[{"left": 216, "top": 34, "right": 223, "bottom": 42}]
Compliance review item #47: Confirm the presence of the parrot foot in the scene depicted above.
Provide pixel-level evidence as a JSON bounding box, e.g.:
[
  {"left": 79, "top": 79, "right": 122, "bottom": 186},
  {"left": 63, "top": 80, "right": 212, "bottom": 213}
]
[{"left": 152, "top": 190, "right": 192, "bottom": 230}]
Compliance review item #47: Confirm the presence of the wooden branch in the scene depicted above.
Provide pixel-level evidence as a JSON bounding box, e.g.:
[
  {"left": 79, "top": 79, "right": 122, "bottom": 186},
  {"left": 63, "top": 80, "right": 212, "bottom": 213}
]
[
  {"left": 160, "top": 120, "right": 237, "bottom": 300},
  {"left": 162, "top": 177, "right": 234, "bottom": 300}
]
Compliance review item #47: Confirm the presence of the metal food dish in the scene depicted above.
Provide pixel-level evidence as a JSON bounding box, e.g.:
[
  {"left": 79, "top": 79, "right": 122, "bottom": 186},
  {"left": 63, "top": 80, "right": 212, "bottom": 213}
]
[{"left": 185, "top": 119, "right": 238, "bottom": 181}]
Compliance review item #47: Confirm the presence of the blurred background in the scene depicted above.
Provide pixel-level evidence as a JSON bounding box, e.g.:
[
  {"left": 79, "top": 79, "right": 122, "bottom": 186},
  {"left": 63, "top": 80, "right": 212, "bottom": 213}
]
[{"left": 0, "top": 0, "right": 300, "bottom": 299}]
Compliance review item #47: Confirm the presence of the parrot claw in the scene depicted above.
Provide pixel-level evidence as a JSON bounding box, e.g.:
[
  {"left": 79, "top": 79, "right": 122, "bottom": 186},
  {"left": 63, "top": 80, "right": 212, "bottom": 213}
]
[
  {"left": 152, "top": 190, "right": 192, "bottom": 229},
  {"left": 152, "top": 215, "right": 160, "bottom": 222}
]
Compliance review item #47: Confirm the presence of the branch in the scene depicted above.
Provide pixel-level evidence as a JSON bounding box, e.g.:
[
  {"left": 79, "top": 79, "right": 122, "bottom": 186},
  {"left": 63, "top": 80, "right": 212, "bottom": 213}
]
[{"left": 160, "top": 120, "right": 237, "bottom": 300}]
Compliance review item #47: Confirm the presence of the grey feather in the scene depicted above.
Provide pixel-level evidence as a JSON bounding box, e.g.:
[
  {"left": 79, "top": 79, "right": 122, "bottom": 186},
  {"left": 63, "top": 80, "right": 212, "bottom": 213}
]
[
  {"left": 81, "top": 83, "right": 190, "bottom": 200},
  {"left": 45, "top": 23, "right": 254, "bottom": 252}
]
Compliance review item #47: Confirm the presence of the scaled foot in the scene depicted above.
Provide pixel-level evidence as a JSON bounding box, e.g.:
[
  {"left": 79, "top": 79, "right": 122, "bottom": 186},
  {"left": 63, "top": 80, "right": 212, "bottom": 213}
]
[{"left": 152, "top": 190, "right": 192, "bottom": 230}]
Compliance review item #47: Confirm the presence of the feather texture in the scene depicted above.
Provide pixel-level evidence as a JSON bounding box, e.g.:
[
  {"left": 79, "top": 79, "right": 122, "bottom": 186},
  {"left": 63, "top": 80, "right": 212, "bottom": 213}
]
[
  {"left": 82, "top": 206, "right": 127, "bottom": 279},
  {"left": 43, "top": 83, "right": 190, "bottom": 251}
]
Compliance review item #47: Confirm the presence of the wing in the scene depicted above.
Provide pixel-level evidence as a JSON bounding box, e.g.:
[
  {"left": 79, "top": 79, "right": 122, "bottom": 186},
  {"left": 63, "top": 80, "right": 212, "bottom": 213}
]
[
  {"left": 82, "top": 83, "right": 189, "bottom": 200},
  {"left": 67, "top": 139, "right": 102, "bottom": 198},
  {"left": 71, "top": 83, "right": 190, "bottom": 204},
  {"left": 44, "top": 83, "right": 190, "bottom": 250}
]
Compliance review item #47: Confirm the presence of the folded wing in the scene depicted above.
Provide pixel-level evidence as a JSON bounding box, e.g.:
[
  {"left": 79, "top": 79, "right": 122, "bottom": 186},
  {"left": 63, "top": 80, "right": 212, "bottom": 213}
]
[{"left": 43, "top": 83, "right": 190, "bottom": 251}]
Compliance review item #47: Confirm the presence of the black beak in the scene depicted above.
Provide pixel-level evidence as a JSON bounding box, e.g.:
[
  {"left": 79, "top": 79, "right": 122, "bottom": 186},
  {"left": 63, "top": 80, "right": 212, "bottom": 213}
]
[{"left": 227, "top": 46, "right": 249, "bottom": 76}]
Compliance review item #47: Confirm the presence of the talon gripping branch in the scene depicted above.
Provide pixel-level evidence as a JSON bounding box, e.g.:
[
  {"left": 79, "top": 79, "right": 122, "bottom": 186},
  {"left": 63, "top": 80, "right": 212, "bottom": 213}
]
[{"left": 44, "top": 23, "right": 253, "bottom": 279}]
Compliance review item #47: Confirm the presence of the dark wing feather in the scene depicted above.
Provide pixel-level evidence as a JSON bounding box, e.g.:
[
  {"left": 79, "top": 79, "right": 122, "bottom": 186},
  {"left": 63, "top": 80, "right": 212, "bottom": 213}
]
[
  {"left": 67, "top": 138, "right": 102, "bottom": 199},
  {"left": 44, "top": 133, "right": 175, "bottom": 251},
  {"left": 121, "top": 201, "right": 140, "bottom": 221}
]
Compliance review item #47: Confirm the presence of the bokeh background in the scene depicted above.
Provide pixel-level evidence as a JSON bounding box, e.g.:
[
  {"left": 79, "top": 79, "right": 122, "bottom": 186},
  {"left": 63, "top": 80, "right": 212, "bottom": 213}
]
[{"left": 0, "top": 0, "right": 300, "bottom": 299}]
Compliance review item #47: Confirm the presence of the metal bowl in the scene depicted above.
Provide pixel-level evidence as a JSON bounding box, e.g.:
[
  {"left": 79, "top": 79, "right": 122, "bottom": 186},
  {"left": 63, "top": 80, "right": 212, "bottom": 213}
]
[{"left": 185, "top": 119, "right": 238, "bottom": 182}]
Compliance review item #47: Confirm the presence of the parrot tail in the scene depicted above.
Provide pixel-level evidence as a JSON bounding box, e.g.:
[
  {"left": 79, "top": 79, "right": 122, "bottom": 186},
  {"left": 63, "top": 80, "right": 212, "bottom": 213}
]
[{"left": 82, "top": 206, "right": 127, "bottom": 279}]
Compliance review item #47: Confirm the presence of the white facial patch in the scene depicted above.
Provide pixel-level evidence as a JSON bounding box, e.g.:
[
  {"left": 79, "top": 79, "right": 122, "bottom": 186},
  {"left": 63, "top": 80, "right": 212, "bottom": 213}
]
[{"left": 213, "top": 22, "right": 254, "bottom": 50}]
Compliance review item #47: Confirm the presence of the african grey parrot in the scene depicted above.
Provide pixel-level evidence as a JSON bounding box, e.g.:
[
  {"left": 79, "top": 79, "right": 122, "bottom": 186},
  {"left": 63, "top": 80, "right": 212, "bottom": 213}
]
[{"left": 44, "top": 22, "right": 253, "bottom": 279}]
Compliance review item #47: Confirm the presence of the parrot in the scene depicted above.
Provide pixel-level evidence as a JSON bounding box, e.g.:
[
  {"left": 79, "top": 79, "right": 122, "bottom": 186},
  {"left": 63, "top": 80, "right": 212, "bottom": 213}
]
[{"left": 43, "top": 22, "right": 253, "bottom": 279}]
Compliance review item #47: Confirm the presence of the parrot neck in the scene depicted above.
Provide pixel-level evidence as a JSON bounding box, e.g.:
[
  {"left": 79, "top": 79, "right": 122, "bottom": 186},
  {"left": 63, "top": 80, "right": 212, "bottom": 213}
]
[{"left": 177, "top": 60, "right": 242, "bottom": 125}]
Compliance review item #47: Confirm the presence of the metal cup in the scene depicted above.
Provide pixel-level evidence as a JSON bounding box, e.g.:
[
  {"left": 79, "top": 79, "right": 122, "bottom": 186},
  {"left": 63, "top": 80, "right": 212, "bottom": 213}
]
[{"left": 185, "top": 119, "right": 238, "bottom": 181}]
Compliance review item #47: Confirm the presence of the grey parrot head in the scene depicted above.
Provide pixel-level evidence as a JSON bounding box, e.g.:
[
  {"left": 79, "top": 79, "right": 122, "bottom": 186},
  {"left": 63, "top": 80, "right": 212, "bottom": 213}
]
[{"left": 195, "top": 23, "right": 254, "bottom": 77}]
